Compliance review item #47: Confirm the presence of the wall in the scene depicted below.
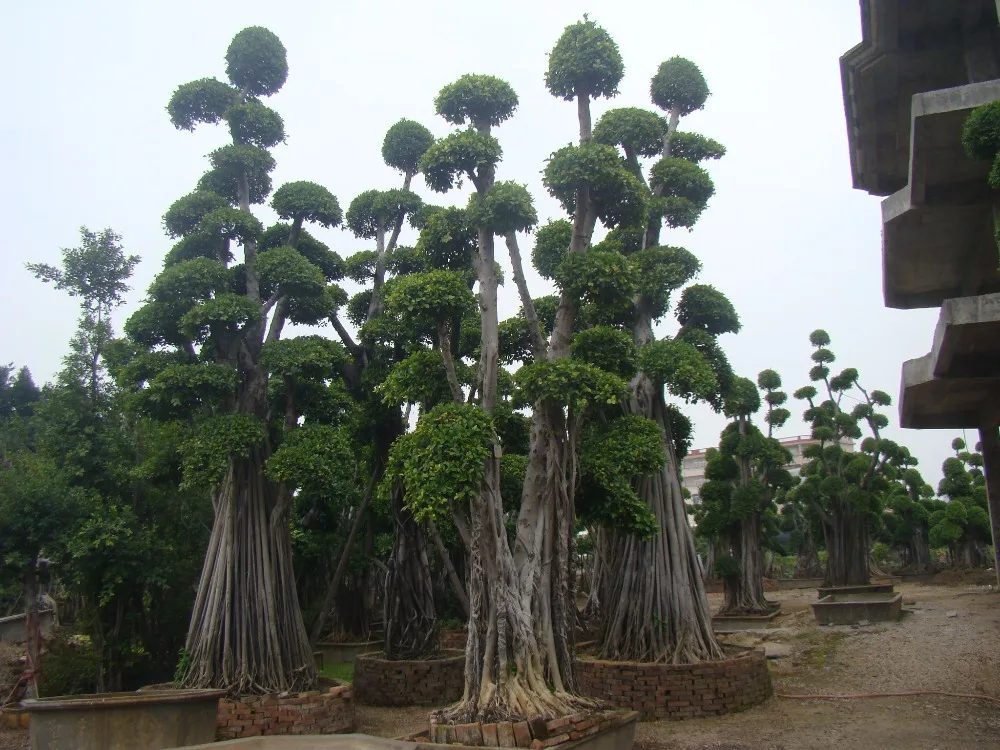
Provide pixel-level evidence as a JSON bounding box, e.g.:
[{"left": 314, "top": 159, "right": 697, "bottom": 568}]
[
  {"left": 354, "top": 650, "right": 464, "bottom": 707},
  {"left": 217, "top": 684, "right": 355, "bottom": 740},
  {"left": 575, "top": 648, "right": 771, "bottom": 720}
]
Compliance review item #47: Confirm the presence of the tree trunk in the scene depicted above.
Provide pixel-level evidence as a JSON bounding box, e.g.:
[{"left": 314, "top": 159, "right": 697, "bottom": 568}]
[
  {"left": 909, "top": 526, "right": 934, "bottom": 573},
  {"left": 822, "top": 508, "right": 870, "bottom": 587},
  {"left": 598, "top": 374, "right": 722, "bottom": 663},
  {"left": 720, "top": 517, "right": 770, "bottom": 615},
  {"left": 309, "top": 464, "right": 379, "bottom": 646},
  {"left": 795, "top": 525, "right": 824, "bottom": 578},
  {"left": 384, "top": 486, "right": 437, "bottom": 660},
  {"left": 23, "top": 561, "right": 39, "bottom": 699},
  {"left": 181, "top": 378, "right": 316, "bottom": 694},
  {"left": 429, "top": 518, "right": 470, "bottom": 618}
]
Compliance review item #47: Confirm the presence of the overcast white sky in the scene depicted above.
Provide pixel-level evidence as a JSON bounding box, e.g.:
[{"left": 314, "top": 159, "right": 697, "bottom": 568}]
[{"left": 0, "top": 1, "right": 961, "bottom": 485}]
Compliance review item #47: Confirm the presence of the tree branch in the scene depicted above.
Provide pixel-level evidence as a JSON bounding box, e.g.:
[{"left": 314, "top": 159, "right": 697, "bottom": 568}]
[
  {"left": 265, "top": 297, "right": 289, "bottom": 344},
  {"left": 262, "top": 291, "right": 282, "bottom": 316},
  {"left": 366, "top": 220, "right": 388, "bottom": 322},
  {"left": 438, "top": 320, "right": 465, "bottom": 403},
  {"left": 504, "top": 232, "right": 546, "bottom": 359},
  {"left": 331, "top": 314, "right": 361, "bottom": 359},
  {"left": 428, "top": 517, "right": 470, "bottom": 618}
]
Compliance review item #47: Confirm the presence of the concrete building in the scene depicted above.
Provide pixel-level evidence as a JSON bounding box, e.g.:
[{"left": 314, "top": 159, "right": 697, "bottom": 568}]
[
  {"left": 840, "top": 0, "right": 1000, "bottom": 581},
  {"left": 681, "top": 435, "right": 854, "bottom": 507}
]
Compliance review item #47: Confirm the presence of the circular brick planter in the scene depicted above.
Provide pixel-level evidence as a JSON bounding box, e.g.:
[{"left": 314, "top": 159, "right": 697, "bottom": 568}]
[
  {"left": 216, "top": 683, "right": 355, "bottom": 740},
  {"left": 576, "top": 647, "right": 771, "bottom": 720},
  {"left": 354, "top": 649, "right": 465, "bottom": 707}
]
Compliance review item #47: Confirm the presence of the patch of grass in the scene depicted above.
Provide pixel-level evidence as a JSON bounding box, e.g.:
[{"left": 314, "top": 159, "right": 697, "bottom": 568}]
[{"left": 321, "top": 661, "right": 354, "bottom": 684}]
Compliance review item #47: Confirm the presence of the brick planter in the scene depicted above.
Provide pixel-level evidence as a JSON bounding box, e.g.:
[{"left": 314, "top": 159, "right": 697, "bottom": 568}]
[
  {"left": 439, "top": 629, "right": 468, "bottom": 649},
  {"left": 354, "top": 650, "right": 465, "bottom": 707},
  {"left": 403, "top": 708, "right": 637, "bottom": 750},
  {"left": 576, "top": 647, "right": 771, "bottom": 720},
  {"left": 217, "top": 684, "right": 356, "bottom": 740}
]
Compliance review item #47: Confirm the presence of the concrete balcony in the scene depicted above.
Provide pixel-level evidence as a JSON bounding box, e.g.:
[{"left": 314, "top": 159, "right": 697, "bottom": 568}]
[
  {"left": 841, "top": 0, "right": 1000, "bottom": 196},
  {"left": 899, "top": 293, "right": 1000, "bottom": 428},
  {"left": 880, "top": 81, "right": 1000, "bottom": 309}
]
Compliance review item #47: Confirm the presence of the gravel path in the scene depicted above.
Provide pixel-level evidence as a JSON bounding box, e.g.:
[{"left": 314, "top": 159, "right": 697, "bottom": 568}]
[{"left": 635, "top": 582, "right": 1000, "bottom": 750}]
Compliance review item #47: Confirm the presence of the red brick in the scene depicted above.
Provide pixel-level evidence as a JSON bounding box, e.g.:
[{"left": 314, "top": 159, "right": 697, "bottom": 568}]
[{"left": 513, "top": 721, "right": 533, "bottom": 748}]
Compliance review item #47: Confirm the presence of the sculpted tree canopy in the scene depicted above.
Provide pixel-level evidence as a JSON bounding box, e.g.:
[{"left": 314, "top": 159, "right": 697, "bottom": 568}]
[
  {"left": 695, "top": 372, "right": 794, "bottom": 615},
  {"left": 126, "top": 27, "right": 352, "bottom": 694}
]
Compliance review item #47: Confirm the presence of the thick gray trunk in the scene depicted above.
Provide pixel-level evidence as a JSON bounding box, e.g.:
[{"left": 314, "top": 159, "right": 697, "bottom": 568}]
[
  {"left": 181, "top": 370, "right": 316, "bottom": 694},
  {"left": 24, "top": 561, "right": 39, "bottom": 699},
  {"left": 599, "top": 374, "right": 722, "bottom": 663},
  {"left": 720, "top": 518, "right": 770, "bottom": 615}
]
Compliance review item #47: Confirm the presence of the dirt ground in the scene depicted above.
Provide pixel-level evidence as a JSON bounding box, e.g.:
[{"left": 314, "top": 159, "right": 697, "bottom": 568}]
[{"left": 2, "top": 579, "right": 996, "bottom": 749}]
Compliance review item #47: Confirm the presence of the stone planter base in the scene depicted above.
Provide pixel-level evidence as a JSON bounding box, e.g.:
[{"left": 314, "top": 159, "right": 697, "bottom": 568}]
[
  {"left": 576, "top": 647, "right": 772, "bottom": 720},
  {"left": 354, "top": 650, "right": 464, "bottom": 707},
  {"left": 816, "top": 583, "right": 895, "bottom": 598},
  {"left": 403, "top": 709, "right": 637, "bottom": 750},
  {"left": 712, "top": 608, "right": 782, "bottom": 633},
  {"left": 217, "top": 684, "right": 356, "bottom": 740},
  {"left": 813, "top": 592, "right": 903, "bottom": 625},
  {"left": 20, "top": 688, "right": 224, "bottom": 750}
]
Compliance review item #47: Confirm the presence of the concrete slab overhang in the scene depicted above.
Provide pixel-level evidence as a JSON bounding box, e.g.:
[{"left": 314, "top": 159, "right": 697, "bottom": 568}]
[
  {"left": 841, "top": 0, "right": 1000, "bottom": 196},
  {"left": 899, "top": 293, "right": 1000, "bottom": 429},
  {"left": 881, "top": 80, "right": 1000, "bottom": 309}
]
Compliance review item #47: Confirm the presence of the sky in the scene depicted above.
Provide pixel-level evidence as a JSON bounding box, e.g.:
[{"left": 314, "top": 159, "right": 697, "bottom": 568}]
[{"left": 0, "top": 0, "right": 963, "bottom": 486}]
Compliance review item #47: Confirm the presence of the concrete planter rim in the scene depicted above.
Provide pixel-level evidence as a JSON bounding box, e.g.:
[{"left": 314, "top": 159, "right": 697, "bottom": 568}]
[{"left": 20, "top": 688, "right": 225, "bottom": 712}]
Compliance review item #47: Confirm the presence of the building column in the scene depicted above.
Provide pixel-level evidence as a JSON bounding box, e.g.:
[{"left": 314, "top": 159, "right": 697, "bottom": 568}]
[{"left": 978, "top": 404, "right": 1000, "bottom": 588}]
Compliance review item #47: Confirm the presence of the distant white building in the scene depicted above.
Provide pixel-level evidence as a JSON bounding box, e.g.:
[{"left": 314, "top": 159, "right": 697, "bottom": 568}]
[{"left": 681, "top": 434, "right": 855, "bottom": 509}]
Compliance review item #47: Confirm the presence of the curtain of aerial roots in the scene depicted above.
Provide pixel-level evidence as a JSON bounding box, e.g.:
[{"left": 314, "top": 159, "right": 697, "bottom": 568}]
[
  {"left": 795, "top": 526, "right": 824, "bottom": 578},
  {"left": 905, "top": 528, "right": 933, "bottom": 573},
  {"left": 182, "top": 449, "right": 317, "bottom": 694},
  {"left": 823, "top": 510, "right": 871, "bottom": 587},
  {"left": 384, "top": 486, "right": 437, "bottom": 660},
  {"left": 720, "top": 519, "right": 771, "bottom": 615},
  {"left": 441, "top": 455, "right": 584, "bottom": 724},
  {"left": 599, "top": 376, "right": 723, "bottom": 664}
]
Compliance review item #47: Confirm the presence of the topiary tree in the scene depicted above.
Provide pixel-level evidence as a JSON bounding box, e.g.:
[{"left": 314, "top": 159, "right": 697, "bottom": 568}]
[
  {"left": 584, "top": 54, "right": 734, "bottom": 665},
  {"left": 695, "top": 371, "right": 794, "bottom": 615},
  {"left": 930, "top": 438, "right": 992, "bottom": 568},
  {"left": 307, "top": 117, "right": 435, "bottom": 653},
  {"left": 789, "top": 330, "right": 901, "bottom": 588},
  {"left": 126, "top": 27, "right": 350, "bottom": 694},
  {"left": 877, "top": 448, "right": 936, "bottom": 574}
]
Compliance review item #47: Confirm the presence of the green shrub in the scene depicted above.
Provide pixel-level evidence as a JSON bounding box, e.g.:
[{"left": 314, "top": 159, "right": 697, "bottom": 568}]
[{"left": 38, "top": 631, "right": 98, "bottom": 696}]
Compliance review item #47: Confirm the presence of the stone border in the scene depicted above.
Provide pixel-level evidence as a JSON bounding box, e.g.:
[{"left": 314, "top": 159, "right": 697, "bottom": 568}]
[
  {"left": 217, "top": 684, "right": 355, "bottom": 740},
  {"left": 576, "top": 647, "right": 771, "bottom": 720},
  {"left": 354, "top": 650, "right": 465, "bottom": 707},
  {"left": 412, "top": 708, "right": 636, "bottom": 749}
]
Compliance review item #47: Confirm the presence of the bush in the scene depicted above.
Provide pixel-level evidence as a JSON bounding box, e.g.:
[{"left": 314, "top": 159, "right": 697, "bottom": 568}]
[{"left": 37, "top": 630, "right": 98, "bottom": 696}]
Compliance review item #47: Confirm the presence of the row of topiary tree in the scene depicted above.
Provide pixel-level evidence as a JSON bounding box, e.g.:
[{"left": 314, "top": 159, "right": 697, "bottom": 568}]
[{"left": 691, "top": 332, "right": 994, "bottom": 613}]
